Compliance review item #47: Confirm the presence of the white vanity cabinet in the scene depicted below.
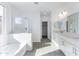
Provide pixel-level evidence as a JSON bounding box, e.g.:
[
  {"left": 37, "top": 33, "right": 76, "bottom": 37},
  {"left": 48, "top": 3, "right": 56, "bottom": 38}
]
[
  {"left": 54, "top": 33, "right": 79, "bottom": 56},
  {"left": 58, "top": 38, "right": 75, "bottom": 56}
]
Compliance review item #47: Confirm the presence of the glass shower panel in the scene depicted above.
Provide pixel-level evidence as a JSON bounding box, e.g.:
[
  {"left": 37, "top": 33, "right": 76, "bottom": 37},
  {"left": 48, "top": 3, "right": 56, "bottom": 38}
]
[{"left": 13, "top": 17, "right": 29, "bottom": 33}]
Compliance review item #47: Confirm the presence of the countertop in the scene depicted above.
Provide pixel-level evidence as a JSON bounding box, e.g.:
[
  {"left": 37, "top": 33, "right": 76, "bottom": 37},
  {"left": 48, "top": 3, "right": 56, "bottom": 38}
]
[{"left": 54, "top": 32, "right": 79, "bottom": 47}]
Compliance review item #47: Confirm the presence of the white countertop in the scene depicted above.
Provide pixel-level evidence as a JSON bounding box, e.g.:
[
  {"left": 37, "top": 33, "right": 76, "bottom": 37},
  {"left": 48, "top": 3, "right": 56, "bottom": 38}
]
[{"left": 54, "top": 32, "right": 79, "bottom": 47}]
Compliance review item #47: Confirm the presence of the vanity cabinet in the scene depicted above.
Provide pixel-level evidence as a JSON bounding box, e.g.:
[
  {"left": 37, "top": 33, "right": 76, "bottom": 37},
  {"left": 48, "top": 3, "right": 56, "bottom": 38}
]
[
  {"left": 54, "top": 33, "right": 79, "bottom": 56},
  {"left": 58, "top": 38, "right": 75, "bottom": 56},
  {"left": 60, "top": 38, "right": 79, "bottom": 56}
]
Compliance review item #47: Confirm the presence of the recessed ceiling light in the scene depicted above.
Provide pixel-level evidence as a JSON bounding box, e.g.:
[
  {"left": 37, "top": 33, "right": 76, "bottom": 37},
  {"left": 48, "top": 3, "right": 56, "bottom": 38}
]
[{"left": 34, "top": 2, "right": 39, "bottom": 5}]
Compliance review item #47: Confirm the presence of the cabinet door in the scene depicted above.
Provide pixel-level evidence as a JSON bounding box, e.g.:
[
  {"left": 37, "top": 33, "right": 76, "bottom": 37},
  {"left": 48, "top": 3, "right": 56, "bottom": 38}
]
[
  {"left": 59, "top": 38, "right": 75, "bottom": 56},
  {"left": 60, "top": 40, "right": 79, "bottom": 56},
  {"left": 58, "top": 38, "right": 65, "bottom": 50},
  {"left": 64, "top": 41, "right": 76, "bottom": 56},
  {"left": 73, "top": 47, "right": 79, "bottom": 56}
]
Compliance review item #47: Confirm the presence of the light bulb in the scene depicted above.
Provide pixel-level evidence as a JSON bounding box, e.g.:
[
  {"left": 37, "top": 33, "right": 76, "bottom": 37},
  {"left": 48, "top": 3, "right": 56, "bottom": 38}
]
[
  {"left": 63, "top": 11, "right": 67, "bottom": 16},
  {"left": 58, "top": 13, "right": 64, "bottom": 18},
  {"left": 58, "top": 10, "right": 68, "bottom": 18}
]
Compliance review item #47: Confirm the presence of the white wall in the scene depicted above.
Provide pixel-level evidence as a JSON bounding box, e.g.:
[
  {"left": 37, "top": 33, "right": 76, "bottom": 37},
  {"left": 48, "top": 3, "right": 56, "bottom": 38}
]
[
  {"left": 31, "top": 12, "right": 41, "bottom": 42},
  {"left": 22, "top": 11, "right": 41, "bottom": 42}
]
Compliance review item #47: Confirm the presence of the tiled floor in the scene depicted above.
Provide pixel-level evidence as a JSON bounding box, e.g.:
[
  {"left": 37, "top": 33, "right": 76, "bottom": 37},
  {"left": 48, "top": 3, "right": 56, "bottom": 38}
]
[
  {"left": 24, "top": 39, "right": 65, "bottom": 56},
  {"left": 42, "top": 50, "right": 65, "bottom": 56}
]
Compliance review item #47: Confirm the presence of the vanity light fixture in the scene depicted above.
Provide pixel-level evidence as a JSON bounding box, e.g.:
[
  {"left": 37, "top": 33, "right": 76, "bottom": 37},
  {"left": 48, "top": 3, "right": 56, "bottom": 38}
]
[
  {"left": 58, "top": 12, "right": 63, "bottom": 17},
  {"left": 63, "top": 10, "right": 67, "bottom": 15},
  {"left": 58, "top": 10, "right": 68, "bottom": 18}
]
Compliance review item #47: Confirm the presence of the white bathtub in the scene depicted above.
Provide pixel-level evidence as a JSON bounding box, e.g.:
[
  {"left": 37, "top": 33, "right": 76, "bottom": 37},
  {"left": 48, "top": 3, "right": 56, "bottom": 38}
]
[{"left": 0, "top": 33, "right": 32, "bottom": 56}]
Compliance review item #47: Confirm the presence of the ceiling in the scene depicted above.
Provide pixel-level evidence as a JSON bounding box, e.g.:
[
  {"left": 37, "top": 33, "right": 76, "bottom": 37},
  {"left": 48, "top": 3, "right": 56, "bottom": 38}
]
[
  {"left": 4, "top": 2, "right": 79, "bottom": 18},
  {"left": 9, "top": 2, "right": 63, "bottom": 13}
]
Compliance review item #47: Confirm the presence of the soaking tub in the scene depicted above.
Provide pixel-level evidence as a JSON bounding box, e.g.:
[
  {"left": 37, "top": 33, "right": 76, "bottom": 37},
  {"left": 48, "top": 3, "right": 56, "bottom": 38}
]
[{"left": 0, "top": 33, "right": 32, "bottom": 56}]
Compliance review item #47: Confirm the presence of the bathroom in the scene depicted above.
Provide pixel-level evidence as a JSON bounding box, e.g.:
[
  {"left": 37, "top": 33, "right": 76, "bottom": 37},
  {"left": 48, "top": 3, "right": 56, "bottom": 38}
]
[{"left": 1, "top": 2, "right": 79, "bottom": 56}]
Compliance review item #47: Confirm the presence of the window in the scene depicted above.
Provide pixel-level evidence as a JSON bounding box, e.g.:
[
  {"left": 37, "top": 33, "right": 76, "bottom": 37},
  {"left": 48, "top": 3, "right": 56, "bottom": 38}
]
[{"left": 15, "top": 17, "right": 22, "bottom": 24}]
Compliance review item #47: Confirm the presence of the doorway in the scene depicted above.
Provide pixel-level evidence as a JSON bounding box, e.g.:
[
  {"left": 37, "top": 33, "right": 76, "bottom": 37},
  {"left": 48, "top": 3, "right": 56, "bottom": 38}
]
[
  {"left": 41, "top": 21, "right": 50, "bottom": 43},
  {"left": 42, "top": 22, "right": 48, "bottom": 38}
]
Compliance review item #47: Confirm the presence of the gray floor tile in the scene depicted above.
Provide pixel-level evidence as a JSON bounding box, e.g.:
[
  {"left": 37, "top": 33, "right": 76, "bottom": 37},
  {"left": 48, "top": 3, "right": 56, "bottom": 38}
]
[{"left": 24, "top": 39, "right": 65, "bottom": 56}]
